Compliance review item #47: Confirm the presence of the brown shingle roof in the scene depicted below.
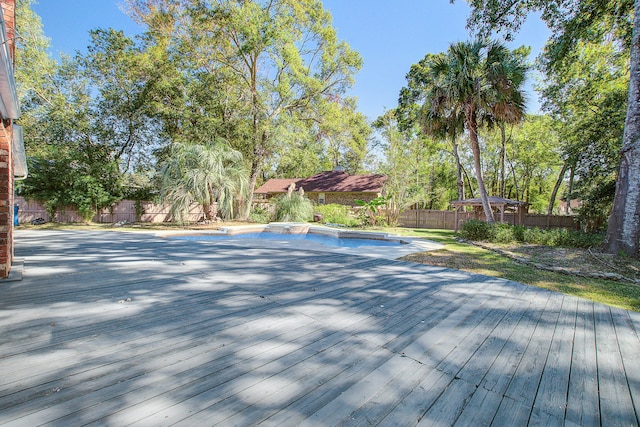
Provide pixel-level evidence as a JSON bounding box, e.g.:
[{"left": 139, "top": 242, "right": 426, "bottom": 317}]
[
  {"left": 255, "top": 178, "right": 300, "bottom": 194},
  {"left": 255, "top": 171, "right": 387, "bottom": 194}
]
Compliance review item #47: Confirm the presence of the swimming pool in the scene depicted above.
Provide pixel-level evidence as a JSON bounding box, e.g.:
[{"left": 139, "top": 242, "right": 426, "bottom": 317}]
[{"left": 171, "top": 232, "right": 404, "bottom": 248}]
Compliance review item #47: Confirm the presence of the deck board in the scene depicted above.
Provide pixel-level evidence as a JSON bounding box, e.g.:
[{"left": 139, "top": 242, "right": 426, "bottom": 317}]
[
  {"left": 594, "top": 304, "right": 639, "bottom": 426},
  {"left": 1, "top": 229, "right": 639, "bottom": 426},
  {"left": 565, "top": 299, "right": 600, "bottom": 427},
  {"left": 531, "top": 296, "right": 578, "bottom": 422}
]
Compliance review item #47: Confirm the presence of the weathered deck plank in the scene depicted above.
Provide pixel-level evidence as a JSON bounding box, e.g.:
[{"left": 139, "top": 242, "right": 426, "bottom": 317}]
[
  {"left": 0, "top": 230, "right": 639, "bottom": 426},
  {"left": 565, "top": 299, "right": 600, "bottom": 427},
  {"left": 611, "top": 307, "right": 640, "bottom": 423},
  {"left": 530, "top": 296, "right": 578, "bottom": 423},
  {"left": 594, "top": 304, "right": 638, "bottom": 426}
]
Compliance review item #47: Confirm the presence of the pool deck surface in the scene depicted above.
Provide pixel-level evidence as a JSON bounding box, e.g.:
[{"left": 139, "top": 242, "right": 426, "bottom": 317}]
[{"left": 1, "top": 229, "right": 640, "bottom": 426}]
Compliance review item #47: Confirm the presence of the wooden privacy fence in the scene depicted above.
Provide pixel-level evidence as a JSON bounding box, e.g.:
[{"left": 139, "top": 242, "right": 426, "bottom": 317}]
[
  {"left": 14, "top": 197, "right": 206, "bottom": 224},
  {"left": 397, "top": 209, "right": 579, "bottom": 231},
  {"left": 13, "top": 197, "right": 579, "bottom": 230}
]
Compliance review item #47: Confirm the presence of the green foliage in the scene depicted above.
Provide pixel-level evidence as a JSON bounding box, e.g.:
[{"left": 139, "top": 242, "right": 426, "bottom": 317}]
[
  {"left": 134, "top": 200, "right": 145, "bottom": 221},
  {"left": 314, "top": 204, "right": 359, "bottom": 227},
  {"left": 79, "top": 28, "right": 165, "bottom": 174},
  {"left": 126, "top": 0, "right": 366, "bottom": 219},
  {"left": 402, "top": 38, "right": 528, "bottom": 222},
  {"left": 274, "top": 188, "right": 314, "bottom": 222},
  {"left": 460, "top": 0, "right": 633, "bottom": 72},
  {"left": 374, "top": 111, "right": 456, "bottom": 226},
  {"left": 573, "top": 179, "right": 618, "bottom": 233},
  {"left": 457, "top": 0, "right": 637, "bottom": 256},
  {"left": 459, "top": 219, "right": 494, "bottom": 241},
  {"left": 459, "top": 219, "right": 603, "bottom": 248},
  {"left": 478, "top": 115, "right": 563, "bottom": 211},
  {"left": 539, "top": 39, "right": 627, "bottom": 225},
  {"left": 160, "top": 141, "right": 247, "bottom": 223},
  {"left": 121, "top": 172, "right": 157, "bottom": 201},
  {"left": 21, "top": 145, "right": 122, "bottom": 223},
  {"left": 355, "top": 196, "right": 390, "bottom": 227},
  {"left": 249, "top": 205, "right": 272, "bottom": 224}
]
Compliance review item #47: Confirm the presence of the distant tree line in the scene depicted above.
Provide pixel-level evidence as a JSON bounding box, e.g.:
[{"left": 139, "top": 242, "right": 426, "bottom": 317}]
[{"left": 16, "top": 0, "right": 369, "bottom": 222}]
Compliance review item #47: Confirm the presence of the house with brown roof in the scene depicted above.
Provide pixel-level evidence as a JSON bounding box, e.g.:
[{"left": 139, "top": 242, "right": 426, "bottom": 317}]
[{"left": 255, "top": 170, "right": 387, "bottom": 207}]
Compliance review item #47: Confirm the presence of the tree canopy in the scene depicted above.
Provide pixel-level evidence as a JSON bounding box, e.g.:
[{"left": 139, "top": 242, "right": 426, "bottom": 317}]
[
  {"left": 413, "top": 39, "right": 528, "bottom": 222},
  {"left": 455, "top": 0, "right": 640, "bottom": 255}
]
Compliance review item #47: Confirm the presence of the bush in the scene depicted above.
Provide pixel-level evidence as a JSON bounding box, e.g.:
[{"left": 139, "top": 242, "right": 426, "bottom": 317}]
[
  {"left": 314, "top": 204, "right": 359, "bottom": 227},
  {"left": 459, "top": 219, "right": 493, "bottom": 241},
  {"left": 460, "top": 219, "right": 604, "bottom": 248},
  {"left": 249, "top": 205, "right": 272, "bottom": 223},
  {"left": 522, "top": 227, "right": 547, "bottom": 245},
  {"left": 274, "top": 190, "right": 314, "bottom": 222},
  {"left": 492, "top": 223, "right": 515, "bottom": 243}
]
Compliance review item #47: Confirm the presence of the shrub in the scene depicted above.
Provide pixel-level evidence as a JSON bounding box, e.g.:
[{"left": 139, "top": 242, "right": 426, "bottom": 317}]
[
  {"left": 523, "top": 227, "right": 547, "bottom": 245},
  {"left": 512, "top": 225, "right": 526, "bottom": 242},
  {"left": 520, "top": 227, "right": 603, "bottom": 248},
  {"left": 274, "top": 189, "right": 314, "bottom": 222},
  {"left": 492, "top": 223, "right": 516, "bottom": 243},
  {"left": 459, "top": 219, "right": 493, "bottom": 241},
  {"left": 314, "top": 204, "right": 359, "bottom": 227},
  {"left": 461, "top": 219, "right": 604, "bottom": 248},
  {"left": 355, "top": 195, "right": 390, "bottom": 227},
  {"left": 249, "top": 205, "right": 272, "bottom": 223}
]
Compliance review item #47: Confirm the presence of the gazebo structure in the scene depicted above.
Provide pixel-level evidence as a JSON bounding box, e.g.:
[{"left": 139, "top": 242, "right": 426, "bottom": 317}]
[{"left": 450, "top": 196, "right": 528, "bottom": 231}]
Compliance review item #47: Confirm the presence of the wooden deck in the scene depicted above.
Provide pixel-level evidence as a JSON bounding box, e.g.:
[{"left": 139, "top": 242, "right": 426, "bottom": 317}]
[{"left": 1, "top": 230, "right": 639, "bottom": 426}]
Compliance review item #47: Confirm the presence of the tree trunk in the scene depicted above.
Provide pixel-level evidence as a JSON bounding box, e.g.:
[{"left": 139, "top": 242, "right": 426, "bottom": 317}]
[
  {"left": 499, "top": 122, "right": 507, "bottom": 198},
  {"left": 467, "top": 110, "right": 495, "bottom": 223},
  {"left": 547, "top": 161, "right": 568, "bottom": 215},
  {"left": 203, "top": 202, "right": 217, "bottom": 221},
  {"left": 605, "top": 1, "right": 640, "bottom": 256},
  {"left": 565, "top": 166, "right": 574, "bottom": 215},
  {"left": 452, "top": 137, "right": 464, "bottom": 200},
  {"left": 508, "top": 157, "right": 519, "bottom": 200},
  {"left": 462, "top": 166, "right": 475, "bottom": 198},
  {"left": 242, "top": 153, "right": 262, "bottom": 221}
]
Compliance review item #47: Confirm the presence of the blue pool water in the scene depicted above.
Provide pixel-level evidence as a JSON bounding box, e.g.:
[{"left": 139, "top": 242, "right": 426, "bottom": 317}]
[{"left": 171, "top": 232, "right": 403, "bottom": 248}]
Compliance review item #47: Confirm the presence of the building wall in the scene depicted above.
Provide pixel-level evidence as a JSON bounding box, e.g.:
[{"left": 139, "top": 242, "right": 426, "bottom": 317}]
[
  {"left": 263, "top": 192, "right": 380, "bottom": 207},
  {"left": 306, "top": 192, "right": 379, "bottom": 207},
  {"left": 0, "top": 120, "right": 12, "bottom": 277},
  {"left": 0, "top": 0, "right": 15, "bottom": 278}
]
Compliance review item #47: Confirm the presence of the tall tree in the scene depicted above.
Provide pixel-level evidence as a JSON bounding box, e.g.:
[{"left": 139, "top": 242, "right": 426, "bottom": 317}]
[
  {"left": 126, "top": 0, "right": 363, "bottom": 219},
  {"left": 78, "top": 29, "right": 165, "bottom": 174},
  {"left": 398, "top": 53, "right": 466, "bottom": 201},
  {"left": 16, "top": 1, "right": 124, "bottom": 220},
  {"left": 423, "top": 39, "right": 527, "bottom": 222},
  {"left": 374, "top": 110, "right": 457, "bottom": 222},
  {"left": 15, "top": 0, "right": 55, "bottom": 97},
  {"left": 540, "top": 39, "right": 628, "bottom": 229},
  {"left": 455, "top": 0, "right": 638, "bottom": 254},
  {"left": 15, "top": 0, "right": 57, "bottom": 156}
]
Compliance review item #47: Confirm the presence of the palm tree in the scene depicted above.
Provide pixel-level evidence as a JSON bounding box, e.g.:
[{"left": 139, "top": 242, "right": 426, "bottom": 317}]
[
  {"left": 427, "top": 39, "right": 527, "bottom": 222},
  {"left": 160, "top": 140, "right": 247, "bottom": 223},
  {"left": 399, "top": 53, "right": 467, "bottom": 201}
]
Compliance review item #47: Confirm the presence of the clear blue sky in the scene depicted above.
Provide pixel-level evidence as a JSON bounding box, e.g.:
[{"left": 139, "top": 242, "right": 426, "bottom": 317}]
[{"left": 33, "top": 0, "right": 550, "bottom": 120}]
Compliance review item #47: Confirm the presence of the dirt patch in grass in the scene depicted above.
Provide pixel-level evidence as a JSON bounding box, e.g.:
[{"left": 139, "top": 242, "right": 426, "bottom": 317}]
[
  {"left": 400, "top": 240, "right": 640, "bottom": 312},
  {"left": 479, "top": 243, "right": 640, "bottom": 282}
]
